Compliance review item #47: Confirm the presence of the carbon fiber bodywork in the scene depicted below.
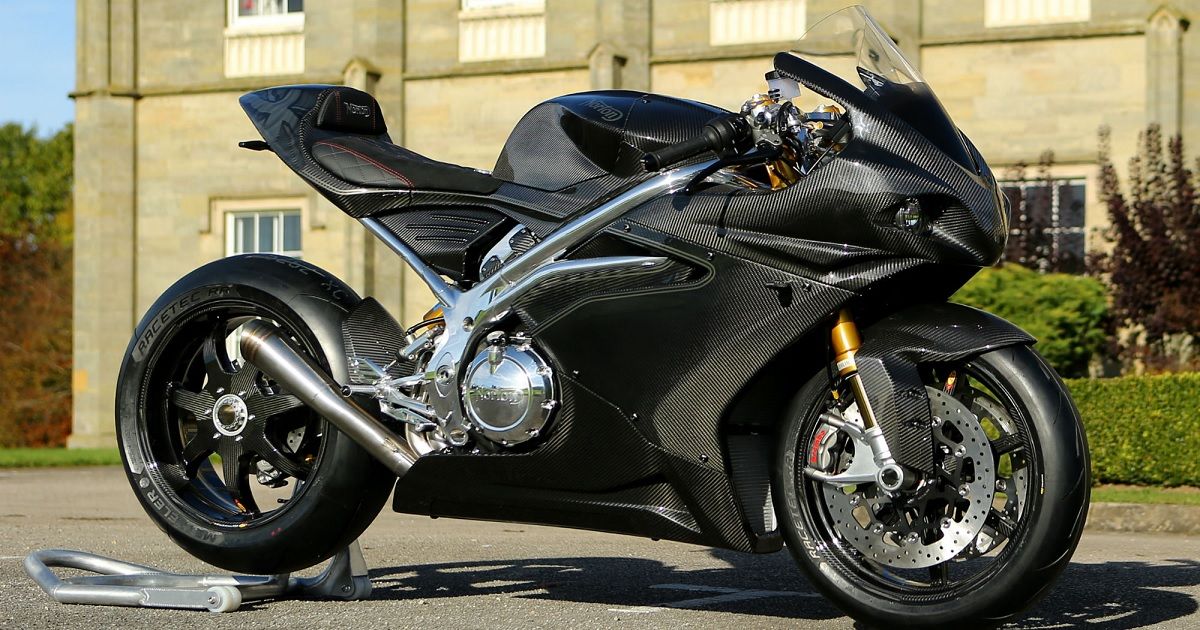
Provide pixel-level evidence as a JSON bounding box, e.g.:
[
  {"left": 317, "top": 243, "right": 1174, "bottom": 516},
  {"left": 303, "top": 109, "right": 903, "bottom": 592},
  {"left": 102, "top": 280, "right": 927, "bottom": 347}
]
[
  {"left": 373, "top": 208, "right": 513, "bottom": 282},
  {"left": 238, "top": 50, "right": 1028, "bottom": 554},
  {"left": 341, "top": 297, "right": 416, "bottom": 383},
  {"left": 854, "top": 303, "right": 1036, "bottom": 474}
]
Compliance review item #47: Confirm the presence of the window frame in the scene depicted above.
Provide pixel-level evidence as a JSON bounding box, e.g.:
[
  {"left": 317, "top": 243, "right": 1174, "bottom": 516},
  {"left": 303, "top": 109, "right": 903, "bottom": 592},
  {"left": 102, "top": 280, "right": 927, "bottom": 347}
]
[
  {"left": 215, "top": 198, "right": 307, "bottom": 259},
  {"left": 709, "top": 0, "right": 808, "bottom": 47},
  {"left": 460, "top": 0, "right": 544, "bottom": 12},
  {"left": 1000, "top": 177, "right": 1087, "bottom": 272},
  {"left": 984, "top": 0, "right": 1091, "bottom": 28},
  {"left": 227, "top": 0, "right": 305, "bottom": 35}
]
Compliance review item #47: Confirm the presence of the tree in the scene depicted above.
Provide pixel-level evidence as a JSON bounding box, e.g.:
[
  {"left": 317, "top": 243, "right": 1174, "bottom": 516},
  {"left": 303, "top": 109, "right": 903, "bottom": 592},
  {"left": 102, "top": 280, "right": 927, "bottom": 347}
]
[
  {"left": 0, "top": 123, "right": 73, "bottom": 447},
  {"left": 1092, "top": 124, "right": 1200, "bottom": 371},
  {"left": 0, "top": 123, "right": 73, "bottom": 241}
]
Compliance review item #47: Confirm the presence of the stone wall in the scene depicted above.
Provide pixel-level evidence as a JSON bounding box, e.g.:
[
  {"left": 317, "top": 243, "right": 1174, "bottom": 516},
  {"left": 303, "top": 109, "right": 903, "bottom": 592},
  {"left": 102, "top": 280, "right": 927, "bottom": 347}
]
[{"left": 71, "top": 0, "right": 1200, "bottom": 446}]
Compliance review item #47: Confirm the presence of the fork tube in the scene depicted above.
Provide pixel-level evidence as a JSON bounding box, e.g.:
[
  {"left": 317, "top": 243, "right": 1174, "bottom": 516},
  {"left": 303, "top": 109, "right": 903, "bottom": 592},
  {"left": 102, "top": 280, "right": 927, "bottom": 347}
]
[
  {"left": 830, "top": 309, "right": 880, "bottom": 430},
  {"left": 829, "top": 310, "right": 908, "bottom": 493}
]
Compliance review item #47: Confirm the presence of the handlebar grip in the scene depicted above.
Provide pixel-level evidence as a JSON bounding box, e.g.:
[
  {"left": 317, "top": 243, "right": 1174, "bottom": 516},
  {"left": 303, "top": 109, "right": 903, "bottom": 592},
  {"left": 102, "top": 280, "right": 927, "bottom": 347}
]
[
  {"left": 641, "top": 115, "right": 752, "bottom": 172},
  {"left": 641, "top": 135, "right": 713, "bottom": 172}
]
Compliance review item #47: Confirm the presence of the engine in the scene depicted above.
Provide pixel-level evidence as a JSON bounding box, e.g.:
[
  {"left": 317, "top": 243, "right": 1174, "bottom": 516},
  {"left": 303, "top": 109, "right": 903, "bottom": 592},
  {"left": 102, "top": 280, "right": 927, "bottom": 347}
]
[{"left": 462, "top": 331, "right": 556, "bottom": 446}]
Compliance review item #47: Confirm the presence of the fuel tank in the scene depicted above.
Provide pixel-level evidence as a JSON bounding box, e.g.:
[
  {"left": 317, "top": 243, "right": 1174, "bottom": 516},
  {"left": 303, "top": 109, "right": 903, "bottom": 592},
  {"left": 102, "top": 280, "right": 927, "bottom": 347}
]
[{"left": 493, "top": 90, "right": 729, "bottom": 192}]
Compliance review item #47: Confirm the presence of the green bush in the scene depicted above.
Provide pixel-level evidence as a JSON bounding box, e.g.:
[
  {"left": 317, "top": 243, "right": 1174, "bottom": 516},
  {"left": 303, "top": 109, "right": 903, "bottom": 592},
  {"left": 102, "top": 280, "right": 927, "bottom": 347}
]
[
  {"left": 1066, "top": 372, "right": 1200, "bottom": 486},
  {"left": 953, "top": 264, "right": 1108, "bottom": 378}
]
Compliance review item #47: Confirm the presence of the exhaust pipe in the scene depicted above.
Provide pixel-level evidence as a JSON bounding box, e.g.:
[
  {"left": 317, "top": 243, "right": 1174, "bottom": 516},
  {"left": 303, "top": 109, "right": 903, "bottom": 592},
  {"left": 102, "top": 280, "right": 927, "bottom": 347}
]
[{"left": 239, "top": 319, "right": 417, "bottom": 478}]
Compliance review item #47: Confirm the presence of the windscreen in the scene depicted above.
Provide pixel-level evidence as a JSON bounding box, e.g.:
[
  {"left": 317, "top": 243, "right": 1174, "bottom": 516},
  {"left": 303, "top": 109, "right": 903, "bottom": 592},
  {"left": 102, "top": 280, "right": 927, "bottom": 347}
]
[{"left": 786, "top": 6, "right": 977, "bottom": 171}]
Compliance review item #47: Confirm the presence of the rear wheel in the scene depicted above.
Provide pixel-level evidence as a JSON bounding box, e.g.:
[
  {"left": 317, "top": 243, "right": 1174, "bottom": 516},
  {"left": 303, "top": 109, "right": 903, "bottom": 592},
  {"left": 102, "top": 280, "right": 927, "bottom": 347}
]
[
  {"left": 774, "top": 345, "right": 1089, "bottom": 629},
  {"left": 116, "top": 257, "right": 394, "bottom": 574}
]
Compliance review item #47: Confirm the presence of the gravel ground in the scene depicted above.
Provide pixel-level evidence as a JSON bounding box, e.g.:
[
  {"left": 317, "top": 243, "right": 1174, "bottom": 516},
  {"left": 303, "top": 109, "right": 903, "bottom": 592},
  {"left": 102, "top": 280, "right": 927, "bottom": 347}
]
[{"left": 2, "top": 466, "right": 1198, "bottom": 629}]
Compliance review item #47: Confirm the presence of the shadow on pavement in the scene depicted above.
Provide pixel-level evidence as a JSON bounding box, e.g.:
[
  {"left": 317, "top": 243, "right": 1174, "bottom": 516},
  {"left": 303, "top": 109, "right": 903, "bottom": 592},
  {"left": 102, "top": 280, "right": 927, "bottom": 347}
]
[
  {"left": 368, "top": 546, "right": 840, "bottom": 620},
  {"left": 367, "top": 550, "right": 1200, "bottom": 627},
  {"left": 1006, "top": 559, "right": 1200, "bottom": 629}
]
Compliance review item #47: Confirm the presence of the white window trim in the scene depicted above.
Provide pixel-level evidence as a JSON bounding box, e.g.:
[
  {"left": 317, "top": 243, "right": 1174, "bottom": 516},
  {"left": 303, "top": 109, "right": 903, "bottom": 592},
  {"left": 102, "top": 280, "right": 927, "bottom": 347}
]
[
  {"left": 709, "top": 0, "right": 808, "bottom": 48},
  {"left": 214, "top": 197, "right": 308, "bottom": 258},
  {"left": 226, "top": 0, "right": 305, "bottom": 36},
  {"left": 460, "top": 0, "right": 544, "bottom": 17},
  {"left": 458, "top": 0, "right": 546, "bottom": 62},
  {"left": 984, "top": 0, "right": 1090, "bottom": 29}
]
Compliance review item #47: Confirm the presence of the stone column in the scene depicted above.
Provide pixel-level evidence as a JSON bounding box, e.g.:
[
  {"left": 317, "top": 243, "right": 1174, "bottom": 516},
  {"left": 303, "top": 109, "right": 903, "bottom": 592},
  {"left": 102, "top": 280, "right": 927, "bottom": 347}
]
[
  {"left": 1147, "top": 6, "right": 1184, "bottom": 138},
  {"left": 70, "top": 0, "right": 137, "bottom": 448},
  {"left": 590, "top": 0, "right": 651, "bottom": 91}
]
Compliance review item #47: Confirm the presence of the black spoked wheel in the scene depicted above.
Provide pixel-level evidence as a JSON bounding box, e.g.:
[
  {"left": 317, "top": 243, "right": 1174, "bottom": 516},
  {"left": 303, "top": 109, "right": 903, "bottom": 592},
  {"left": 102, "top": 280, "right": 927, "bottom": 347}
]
[
  {"left": 148, "top": 308, "right": 318, "bottom": 525},
  {"left": 117, "top": 257, "right": 394, "bottom": 574},
  {"left": 775, "top": 346, "right": 1089, "bottom": 629}
]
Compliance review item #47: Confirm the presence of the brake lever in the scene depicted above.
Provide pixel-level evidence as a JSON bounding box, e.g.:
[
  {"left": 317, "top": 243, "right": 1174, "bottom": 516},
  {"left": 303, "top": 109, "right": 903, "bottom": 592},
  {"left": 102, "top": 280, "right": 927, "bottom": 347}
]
[{"left": 681, "top": 146, "right": 782, "bottom": 195}]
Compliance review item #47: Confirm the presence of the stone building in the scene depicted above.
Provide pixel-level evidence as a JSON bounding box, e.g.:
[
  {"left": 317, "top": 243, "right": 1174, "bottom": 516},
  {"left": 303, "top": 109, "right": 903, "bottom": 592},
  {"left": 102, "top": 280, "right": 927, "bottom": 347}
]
[{"left": 70, "top": 0, "right": 1197, "bottom": 446}]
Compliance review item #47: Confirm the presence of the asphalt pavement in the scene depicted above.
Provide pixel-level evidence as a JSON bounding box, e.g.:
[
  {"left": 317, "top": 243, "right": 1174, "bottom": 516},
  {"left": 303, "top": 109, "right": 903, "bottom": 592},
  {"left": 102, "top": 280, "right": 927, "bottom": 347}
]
[{"left": 2, "top": 466, "right": 1198, "bottom": 629}]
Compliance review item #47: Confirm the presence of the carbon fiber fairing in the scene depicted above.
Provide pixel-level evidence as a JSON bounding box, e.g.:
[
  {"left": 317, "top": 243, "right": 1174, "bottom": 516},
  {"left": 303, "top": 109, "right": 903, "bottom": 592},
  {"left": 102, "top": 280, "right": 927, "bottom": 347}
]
[{"left": 855, "top": 303, "right": 1036, "bottom": 473}]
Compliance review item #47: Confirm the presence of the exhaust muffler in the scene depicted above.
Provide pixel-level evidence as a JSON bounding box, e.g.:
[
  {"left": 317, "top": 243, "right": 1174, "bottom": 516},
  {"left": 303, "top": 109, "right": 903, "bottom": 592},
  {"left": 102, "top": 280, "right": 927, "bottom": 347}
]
[{"left": 238, "top": 319, "right": 417, "bottom": 478}]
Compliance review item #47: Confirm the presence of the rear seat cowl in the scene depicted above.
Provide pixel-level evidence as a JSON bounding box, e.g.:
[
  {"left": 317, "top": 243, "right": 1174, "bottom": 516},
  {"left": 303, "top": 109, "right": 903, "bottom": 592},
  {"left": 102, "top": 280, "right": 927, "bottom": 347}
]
[{"left": 315, "top": 86, "right": 387, "bottom": 135}]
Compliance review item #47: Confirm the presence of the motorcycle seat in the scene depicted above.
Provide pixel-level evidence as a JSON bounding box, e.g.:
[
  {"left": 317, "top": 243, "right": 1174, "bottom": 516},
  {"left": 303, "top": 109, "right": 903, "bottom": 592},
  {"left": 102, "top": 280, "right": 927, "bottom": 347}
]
[{"left": 308, "top": 87, "right": 501, "bottom": 195}]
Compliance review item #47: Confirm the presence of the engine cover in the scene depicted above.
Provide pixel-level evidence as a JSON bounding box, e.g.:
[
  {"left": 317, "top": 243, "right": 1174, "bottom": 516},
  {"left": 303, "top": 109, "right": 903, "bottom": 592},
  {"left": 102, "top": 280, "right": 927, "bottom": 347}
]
[{"left": 462, "top": 335, "right": 556, "bottom": 446}]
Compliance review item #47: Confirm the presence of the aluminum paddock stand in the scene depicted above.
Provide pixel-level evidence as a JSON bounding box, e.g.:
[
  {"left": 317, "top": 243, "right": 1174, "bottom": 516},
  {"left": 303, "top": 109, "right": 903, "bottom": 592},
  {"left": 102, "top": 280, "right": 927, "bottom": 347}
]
[{"left": 24, "top": 540, "right": 372, "bottom": 613}]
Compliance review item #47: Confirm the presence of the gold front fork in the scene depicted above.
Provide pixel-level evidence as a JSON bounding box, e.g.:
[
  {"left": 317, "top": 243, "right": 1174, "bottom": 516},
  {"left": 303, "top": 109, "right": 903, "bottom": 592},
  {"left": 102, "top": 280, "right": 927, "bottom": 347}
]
[
  {"left": 830, "top": 309, "right": 880, "bottom": 430},
  {"left": 830, "top": 308, "right": 908, "bottom": 491}
]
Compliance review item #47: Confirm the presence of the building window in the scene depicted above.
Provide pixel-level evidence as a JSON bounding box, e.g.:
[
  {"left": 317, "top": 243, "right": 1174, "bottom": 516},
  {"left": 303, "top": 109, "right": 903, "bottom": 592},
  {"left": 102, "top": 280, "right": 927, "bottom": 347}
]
[
  {"left": 1001, "top": 178, "right": 1086, "bottom": 273},
  {"left": 458, "top": 0, "right": 545, "bottom": 63},
  {"left": 984, "top": 0, "right": 1090, "bottom": 28},
  {"left": 230, "top": 0, "right": 305, "bottom": 30},
  {"left": 225, "top": 0, "right": 305, "bottom": 78},
  {"left": 226, "top": 209, "right": 303, "bottom": 258},
  {"left": 710, "top": 0, "right": 807, "bottom": 47}
]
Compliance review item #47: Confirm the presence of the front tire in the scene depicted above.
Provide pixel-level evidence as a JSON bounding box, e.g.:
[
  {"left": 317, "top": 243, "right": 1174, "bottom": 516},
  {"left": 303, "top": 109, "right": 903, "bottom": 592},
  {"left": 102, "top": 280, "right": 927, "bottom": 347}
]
[
  {"left": 116, "top": 255, "right": 394, "bottom": 574},
  {"left": 774, "top": 345, "right": 1090, "bottom": 629}
]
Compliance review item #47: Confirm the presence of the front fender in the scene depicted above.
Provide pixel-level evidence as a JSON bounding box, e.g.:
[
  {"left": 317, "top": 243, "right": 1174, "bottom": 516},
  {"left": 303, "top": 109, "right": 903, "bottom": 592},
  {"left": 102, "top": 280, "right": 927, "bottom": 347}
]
[{"left": 856, "top": 302, "right": 1035, "bottom": 473}]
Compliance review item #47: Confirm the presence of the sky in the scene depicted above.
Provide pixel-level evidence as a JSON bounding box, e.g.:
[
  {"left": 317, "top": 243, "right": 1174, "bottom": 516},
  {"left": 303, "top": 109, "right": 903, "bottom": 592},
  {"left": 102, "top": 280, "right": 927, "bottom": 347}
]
[{"left": 0, "top": 1, "right": 75, "bottom": 134}]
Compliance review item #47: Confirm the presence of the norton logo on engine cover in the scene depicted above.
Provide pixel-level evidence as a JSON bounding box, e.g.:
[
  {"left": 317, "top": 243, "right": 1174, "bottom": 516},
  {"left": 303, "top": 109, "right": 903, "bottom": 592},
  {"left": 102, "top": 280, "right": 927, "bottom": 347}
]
[
  {"left": 584, "top": 99, "right": 623, "bottom": 122},
  {"left": 472, "top": 387, "right": 525, "bottom": 405}
]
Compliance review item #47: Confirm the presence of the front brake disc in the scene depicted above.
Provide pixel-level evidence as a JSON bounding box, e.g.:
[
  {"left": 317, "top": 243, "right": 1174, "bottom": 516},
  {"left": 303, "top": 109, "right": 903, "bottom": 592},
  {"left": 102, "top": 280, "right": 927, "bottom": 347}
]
[{"left": 819, "top": 387, "right": 995, "bottom": 568}]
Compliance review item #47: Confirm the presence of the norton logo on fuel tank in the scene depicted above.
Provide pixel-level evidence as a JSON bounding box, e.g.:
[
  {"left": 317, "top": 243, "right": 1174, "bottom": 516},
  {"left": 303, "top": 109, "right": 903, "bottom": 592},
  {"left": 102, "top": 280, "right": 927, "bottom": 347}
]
[{"left": 585, "top": 99, "right": 623, "bottom": 122}]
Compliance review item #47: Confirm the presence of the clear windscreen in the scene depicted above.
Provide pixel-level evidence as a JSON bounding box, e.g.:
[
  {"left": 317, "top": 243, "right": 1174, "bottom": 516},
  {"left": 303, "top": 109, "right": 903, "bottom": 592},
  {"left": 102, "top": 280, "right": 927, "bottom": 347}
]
[{"left": 786, "top": 6, "right": 977, "bottom": 171}]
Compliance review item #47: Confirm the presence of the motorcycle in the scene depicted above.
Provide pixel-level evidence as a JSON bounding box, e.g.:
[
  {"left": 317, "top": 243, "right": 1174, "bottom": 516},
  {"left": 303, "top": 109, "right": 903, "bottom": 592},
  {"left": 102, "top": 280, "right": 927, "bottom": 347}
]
[{"left": 114, "top": 6, "right": 1089, "bottom": 628}]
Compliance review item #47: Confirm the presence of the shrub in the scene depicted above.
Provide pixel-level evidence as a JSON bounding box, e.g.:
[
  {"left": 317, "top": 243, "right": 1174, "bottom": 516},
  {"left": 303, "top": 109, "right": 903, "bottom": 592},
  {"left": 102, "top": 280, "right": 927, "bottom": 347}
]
[
  {"left": 1092, "top": 125, "right": 1200, "bottom": 370},
  {"left": 1066, "top": 372, "right": 1200, "bottom": 487},
  {"left": 953, "top": 264, "right": 1108, "bottom": 378}
]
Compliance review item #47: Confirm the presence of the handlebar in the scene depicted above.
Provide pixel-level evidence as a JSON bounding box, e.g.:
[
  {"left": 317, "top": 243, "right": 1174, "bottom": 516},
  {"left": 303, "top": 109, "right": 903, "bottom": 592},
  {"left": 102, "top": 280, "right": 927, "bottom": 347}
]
[{"left": 641, "top": 115, "right": 752, "bottom": 172}]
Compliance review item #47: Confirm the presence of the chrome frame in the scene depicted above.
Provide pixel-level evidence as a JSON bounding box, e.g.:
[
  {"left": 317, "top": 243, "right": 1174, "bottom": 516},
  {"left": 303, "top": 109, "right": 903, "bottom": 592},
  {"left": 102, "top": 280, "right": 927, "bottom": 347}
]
[{"left": 360, "top": 159, "right": 715, "bottom": 440}]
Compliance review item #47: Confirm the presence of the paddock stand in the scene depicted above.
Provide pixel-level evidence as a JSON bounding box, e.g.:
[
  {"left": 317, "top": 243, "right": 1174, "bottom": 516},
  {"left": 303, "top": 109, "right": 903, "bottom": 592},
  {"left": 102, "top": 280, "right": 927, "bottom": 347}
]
[{"left": 24, "top": 541, "right": 372, "bottom": 613}]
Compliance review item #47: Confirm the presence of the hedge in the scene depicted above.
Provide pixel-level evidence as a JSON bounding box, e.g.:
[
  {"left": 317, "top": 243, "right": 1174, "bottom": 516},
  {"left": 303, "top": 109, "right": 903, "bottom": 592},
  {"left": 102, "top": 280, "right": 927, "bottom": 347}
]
[
  {"left": 953, "top": 265, "right": 1108, "bottom": 378},
  {"left": 1065, "top": 372, "right": 1200, "bottom": 487}
]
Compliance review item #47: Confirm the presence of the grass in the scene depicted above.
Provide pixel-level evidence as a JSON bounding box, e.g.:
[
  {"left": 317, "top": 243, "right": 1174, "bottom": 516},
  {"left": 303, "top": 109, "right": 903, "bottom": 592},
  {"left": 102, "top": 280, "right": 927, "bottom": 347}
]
[
  {"left": 0, "top": 447, "right": 122, "bottom": 468},
  {"left": 1091, "top": 484, "right": 1200, "bottom": 506}
]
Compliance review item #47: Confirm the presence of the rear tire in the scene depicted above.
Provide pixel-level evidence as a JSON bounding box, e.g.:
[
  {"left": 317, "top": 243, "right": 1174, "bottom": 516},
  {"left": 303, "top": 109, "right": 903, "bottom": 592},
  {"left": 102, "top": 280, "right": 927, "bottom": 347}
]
[
  {"left": 116, "top": 255, "right": 394, "bottom": 574},
  {"left": 774, "top": 345, "right": 1090, "bottom": 629}
]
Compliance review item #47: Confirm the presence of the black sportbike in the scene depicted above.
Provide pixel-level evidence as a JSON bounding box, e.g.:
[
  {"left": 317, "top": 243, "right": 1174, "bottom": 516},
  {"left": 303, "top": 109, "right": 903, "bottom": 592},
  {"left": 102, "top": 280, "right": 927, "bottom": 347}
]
[{"left": 116, "top": 7, "right": 1089, "bottom": 628}]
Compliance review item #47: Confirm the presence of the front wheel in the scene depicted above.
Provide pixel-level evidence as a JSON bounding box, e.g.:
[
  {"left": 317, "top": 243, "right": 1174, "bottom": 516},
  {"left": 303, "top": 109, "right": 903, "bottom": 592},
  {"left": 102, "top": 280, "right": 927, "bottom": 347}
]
[{"left": 774, "top": 345, "right": 1090, "bottom": 629}]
